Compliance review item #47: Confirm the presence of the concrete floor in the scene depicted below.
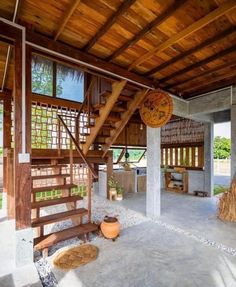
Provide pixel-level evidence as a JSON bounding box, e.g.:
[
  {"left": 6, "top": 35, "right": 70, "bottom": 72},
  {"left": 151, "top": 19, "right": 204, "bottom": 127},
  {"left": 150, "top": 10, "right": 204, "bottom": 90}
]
[
  {"left": 49, "top": 191, "right": 236, "bottom": 287},
  {"left": 52, "top": 221, "right": 236, "bottom": 287},
  {"left": 119, "top": 191, "right": 236, "bottom": 250},
  {"left": 0, "top": 194, "right": 41, "bottom": 287}
]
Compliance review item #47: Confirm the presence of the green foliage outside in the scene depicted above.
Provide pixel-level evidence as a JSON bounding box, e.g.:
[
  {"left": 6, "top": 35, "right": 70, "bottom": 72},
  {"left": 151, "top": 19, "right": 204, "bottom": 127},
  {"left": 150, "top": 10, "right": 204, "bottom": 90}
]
[
  {"left": 35, "top": 185, "right": 87, "bottom": 202},
  {"left": 113, "top": 148, "right": 145, "bottom": 163},
  {"left": 32, "top": 60, "right": 67, "bottom": 97},
  {"left": 214, "top": 136, "right": 231, "bottom": 159},
  {"left": 214, "top": 184, "right": 229, "bottom": 195}
]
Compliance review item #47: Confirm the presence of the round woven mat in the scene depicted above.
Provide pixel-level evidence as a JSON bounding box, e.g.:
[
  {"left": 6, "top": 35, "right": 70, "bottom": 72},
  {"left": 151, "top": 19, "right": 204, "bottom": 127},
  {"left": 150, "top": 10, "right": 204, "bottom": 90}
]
[{"left": 53, "top": 244, "right": 99, "bottom": 270}]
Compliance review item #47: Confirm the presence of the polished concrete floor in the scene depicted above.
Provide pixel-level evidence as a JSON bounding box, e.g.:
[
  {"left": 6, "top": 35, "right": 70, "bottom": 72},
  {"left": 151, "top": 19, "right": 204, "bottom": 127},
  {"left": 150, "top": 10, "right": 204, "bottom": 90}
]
[
  {"left": 51, "top": 191, "right": 236, "bottom": 287},
  {"left": 52, "top": 221, "right": 236, "bottom": 287},
  {"left": 119, "top": 191, "right": 236, "bottom": 250},
  {"left": 0, "top": 194, "right": 41, "bottom": 287}
]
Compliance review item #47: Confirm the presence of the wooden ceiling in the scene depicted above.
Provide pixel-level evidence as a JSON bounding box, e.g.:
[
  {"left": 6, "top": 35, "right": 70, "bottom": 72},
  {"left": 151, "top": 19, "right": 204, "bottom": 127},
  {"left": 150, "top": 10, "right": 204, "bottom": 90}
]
[{"left": 0, "top": 0, "right": 236, "bottom": 98}]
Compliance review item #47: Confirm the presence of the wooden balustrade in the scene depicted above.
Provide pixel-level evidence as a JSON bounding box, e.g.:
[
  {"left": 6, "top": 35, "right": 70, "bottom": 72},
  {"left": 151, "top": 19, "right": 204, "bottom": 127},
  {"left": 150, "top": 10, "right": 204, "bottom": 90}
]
[{"left": 161, "top": 144, "right": 204, "bottom": 169}]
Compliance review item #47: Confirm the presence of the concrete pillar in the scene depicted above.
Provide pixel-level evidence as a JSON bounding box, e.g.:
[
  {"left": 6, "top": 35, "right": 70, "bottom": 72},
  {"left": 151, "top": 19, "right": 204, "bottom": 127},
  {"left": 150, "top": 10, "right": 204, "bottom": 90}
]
[
  {"left": 146, "top": 127, "right": 161, "bottom": 218},
  {"left": 231, "top": 85, "right": 236, "bottom": 180},
  {"left": 204, "top": 122, "right": 214, "bottom": 196}
]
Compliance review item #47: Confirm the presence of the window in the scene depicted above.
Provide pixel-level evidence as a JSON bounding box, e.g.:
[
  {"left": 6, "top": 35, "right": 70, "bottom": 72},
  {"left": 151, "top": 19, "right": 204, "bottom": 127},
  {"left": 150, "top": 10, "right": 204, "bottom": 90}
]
[
  {"left": 56, "top": 64, "right": 84, "bottom": 102},
  {"left": 114, "top": 148, "right": 146, "bottom": 163},
  {"left": 32, "top": 55, "right": 84, "bottom": 102},
  {"left": 32, "top": 56, "right": 53, "bottom": 96}
]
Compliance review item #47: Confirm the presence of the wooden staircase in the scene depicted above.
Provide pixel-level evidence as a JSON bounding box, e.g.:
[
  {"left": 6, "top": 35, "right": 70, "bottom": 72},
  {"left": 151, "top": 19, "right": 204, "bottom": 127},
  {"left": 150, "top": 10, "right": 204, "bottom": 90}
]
[
  {"left": 77, "top": 80, "right": 148, "bottom": 157},
  {"left": 31, "top": 156, "right": 97, "bottom": 255},
  {"left": 29, "top": 80, "right": 148, "bottom": 255}
]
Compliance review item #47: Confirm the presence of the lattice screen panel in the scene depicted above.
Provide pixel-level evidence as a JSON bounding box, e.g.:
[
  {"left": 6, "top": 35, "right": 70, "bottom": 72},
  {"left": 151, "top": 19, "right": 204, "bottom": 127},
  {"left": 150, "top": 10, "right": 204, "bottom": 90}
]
[{"left": 31, "top": 101, "right": 92, "bottom": 149}]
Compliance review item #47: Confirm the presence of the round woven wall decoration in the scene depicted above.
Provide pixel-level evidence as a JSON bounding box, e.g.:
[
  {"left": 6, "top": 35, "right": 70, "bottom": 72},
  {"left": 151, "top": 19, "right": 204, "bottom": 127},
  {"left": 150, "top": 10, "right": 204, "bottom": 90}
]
[{"left": 139, "top": 90, "right": 173, "bottom": 128}]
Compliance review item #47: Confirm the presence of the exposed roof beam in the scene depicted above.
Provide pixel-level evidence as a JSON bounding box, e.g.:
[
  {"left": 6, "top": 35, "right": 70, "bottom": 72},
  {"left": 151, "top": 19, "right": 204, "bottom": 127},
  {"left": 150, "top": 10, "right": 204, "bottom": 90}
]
[
  {"left": 145, "top": 26, "right": 236, "bottom": 77},
  {"left": 54, "top": 0, "right": 81, "bottom": 41},
  {"left": 107, "top": 0, "right": 187, "bottom": 61},
  {"left": 128, "top": 0, "right": 236, "bottom": 70},
  {"left": 165, "top": 58, "right": 236, "bottom": 90},
  {"left": 26, "top": 31, "right": 155, "bottom": 89},
  {"left": 83, "top": 0, "right": 136, "bottom": 52},
  {"left": 184, "top": 77, "right": 236, "bottom": 99},
  {"left": 159, "top": 44, "right": 236, "bottom": 84},
  {"left": 182, "top": 69, "right": 236, "bottom": 94}
]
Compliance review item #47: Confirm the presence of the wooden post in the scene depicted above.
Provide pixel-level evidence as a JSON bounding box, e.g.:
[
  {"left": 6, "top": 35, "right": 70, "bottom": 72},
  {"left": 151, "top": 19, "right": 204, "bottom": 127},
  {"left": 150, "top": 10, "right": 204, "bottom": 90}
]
[
  {"left": 88, "top": 169, "right": 92, "bottom": 223},
  {"left": 14, "top": 43, "right": 32, "bottom": 230},
  {"left": 106, "top": 150, "right": 113, "bottom": 199},
  {"left": 3, "top": 96, "right": 12, "bottom": 195},
  {"left": 7, "top": 149, "right": 14, "bottom": 219}
]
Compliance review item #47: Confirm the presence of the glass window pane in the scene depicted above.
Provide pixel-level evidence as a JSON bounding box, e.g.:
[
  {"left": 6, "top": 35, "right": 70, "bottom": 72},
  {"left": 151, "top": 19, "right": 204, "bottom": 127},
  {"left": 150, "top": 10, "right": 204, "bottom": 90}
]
[
  {"left": 112, "top": 148, "right": 123, "bottom": 162},
  {"left": 120, "top": 149, "right": 145, "bottom": 163},
  {"left": 32, "top": 56, "right": 53, "bottom": 96},
  {"left": 56, "top": 64, "right": 84, "bottom": 102}
]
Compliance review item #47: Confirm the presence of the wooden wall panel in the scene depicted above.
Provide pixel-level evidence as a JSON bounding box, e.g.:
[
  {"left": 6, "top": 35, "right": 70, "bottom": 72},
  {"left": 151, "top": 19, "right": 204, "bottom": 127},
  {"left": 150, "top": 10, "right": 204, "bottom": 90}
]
[{"left": 113, "top": 122, "right": 146, "bottom": 146}]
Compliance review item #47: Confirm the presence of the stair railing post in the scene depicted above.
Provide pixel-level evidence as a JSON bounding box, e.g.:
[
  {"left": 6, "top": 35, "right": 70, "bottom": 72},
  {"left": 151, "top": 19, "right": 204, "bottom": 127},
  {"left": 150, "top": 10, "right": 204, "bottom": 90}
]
[
  {"left": 58, "top": 118, "right": 61, "bottom": 156},
  {"left": 88, "top": 168, "right": 92, "bottom": 223},
  {"left": 69, "top": 138, "right": 73, "bottom": 186}
]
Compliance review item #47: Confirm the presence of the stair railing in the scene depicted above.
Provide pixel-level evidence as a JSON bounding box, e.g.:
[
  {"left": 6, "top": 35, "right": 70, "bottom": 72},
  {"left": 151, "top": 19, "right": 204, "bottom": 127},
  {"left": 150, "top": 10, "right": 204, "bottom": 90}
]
[
  {"left": 76, "top": 79, "right": 95, "bottom": 144},
  {"left": 57, "top": 114, "right": 98, "bottom": 179}
]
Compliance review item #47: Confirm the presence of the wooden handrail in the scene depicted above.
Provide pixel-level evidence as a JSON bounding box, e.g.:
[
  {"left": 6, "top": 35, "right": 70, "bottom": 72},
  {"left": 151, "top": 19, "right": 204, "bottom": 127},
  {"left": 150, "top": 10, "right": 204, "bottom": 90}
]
[
  {"left": 77, "top": 78, "right": 95, "bottom": 120},
  {"left": 57, "top": 114, "right": 98, "bottom": 179}
]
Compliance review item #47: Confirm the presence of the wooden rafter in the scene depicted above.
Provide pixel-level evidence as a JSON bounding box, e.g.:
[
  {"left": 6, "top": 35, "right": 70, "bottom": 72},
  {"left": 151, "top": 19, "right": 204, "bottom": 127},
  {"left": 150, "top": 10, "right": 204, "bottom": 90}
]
[
  {"left": 102, "top": 88, "right": 148, "bottom": 157},
  {"left": 27, "top": 31, "right": 154, "bottom": 89},
  {"left": 145, "top": 26, "right": 236, "bottom": 77},
  {"left": 54, "top": 0, "right": 81, "bottom": 40},
  {"left": 83, "top": 80, "right": 127, "bottom": 155},
  {"left": 159, "top": 44, "right": 236, "bottom": 84},
  {"left": 107, "top": 0, "right": 187, "bottom": 61},
  {"left": 166, "top": 59, "right": 236, "bottom": 90},
  {"left": 182, "top": 69, "right": 236, "bottom": 93},
  {"left": 185, "top": 75, "right": 236, "bottom": 98},
  {"left": 83, "top": 0, "right": 136, "bottom": 52},
  {"left": 128, "top": 0, "right": 236, "bottom": 70}
]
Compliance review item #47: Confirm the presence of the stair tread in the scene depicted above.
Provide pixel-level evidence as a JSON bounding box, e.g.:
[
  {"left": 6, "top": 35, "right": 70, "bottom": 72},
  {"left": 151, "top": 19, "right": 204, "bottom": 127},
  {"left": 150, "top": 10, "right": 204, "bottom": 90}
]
[
  {"left": 31, "top": 156, "right": 65, "bottom": 160},
  {"left": 112, "top": 106, "right": 126, "bottom": 112},
  {"left": 32, "top": 184, "right": 77, "bottom": 193},
  {"left": 32, "top": 174, "right": 70, "bottom": 180},
  {"left": 80, "top": 132, "right": 90, "bottom": 136},
  {"left": 31, "top": 195, "right": 83, "bottom": 209},
  {"left": 93, "top": 103, "right": 126, "bottom": 113},
  {"left": 34, "top": 223, "right": 98, "bottom": 250},
  {"left": 32, "top": 208, "right": 88, "bottom": 227},
  {"left": 100, "top": 90, "right": 133, "bottom": 102},
  {"left": 31, "top": 164, "right": 68, "bottom": 169}
]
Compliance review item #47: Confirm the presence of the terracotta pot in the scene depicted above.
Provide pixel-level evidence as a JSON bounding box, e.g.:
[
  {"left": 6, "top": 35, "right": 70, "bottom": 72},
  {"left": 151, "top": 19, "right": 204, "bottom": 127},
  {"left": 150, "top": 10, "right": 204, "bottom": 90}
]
[{"left": 100, "top": 216, "right": 120, "bottom": 239}]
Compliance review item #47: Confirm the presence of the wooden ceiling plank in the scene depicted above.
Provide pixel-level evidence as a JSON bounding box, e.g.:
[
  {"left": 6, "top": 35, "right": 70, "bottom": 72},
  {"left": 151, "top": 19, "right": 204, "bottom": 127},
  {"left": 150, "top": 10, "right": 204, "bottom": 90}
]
[
  {"left": 128, "top": 0, "right": 236, "bottom": 71},
  {"left": 145, "top": 26, "right": 236, "bottom": 77},
  {"left": 165, "top": 58, "right": 236, "bottom": 90},
  {"left": 107, "top": 0, "right": 187, "bottom": 61},
  {"left": 184, "top": 76, "right": 236, "bottom": 98},
  {"left": 159, "top": 44, "right": 236, "bottom": 84},
  {"left": 54, "top": 0, "right": 81, "bottom": 41},
  {"left": 181, "top": 69, "right": 236, "bottom": 93},
  {"left": 83, "top": 0, "right": 136, "bottom": 52}
]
